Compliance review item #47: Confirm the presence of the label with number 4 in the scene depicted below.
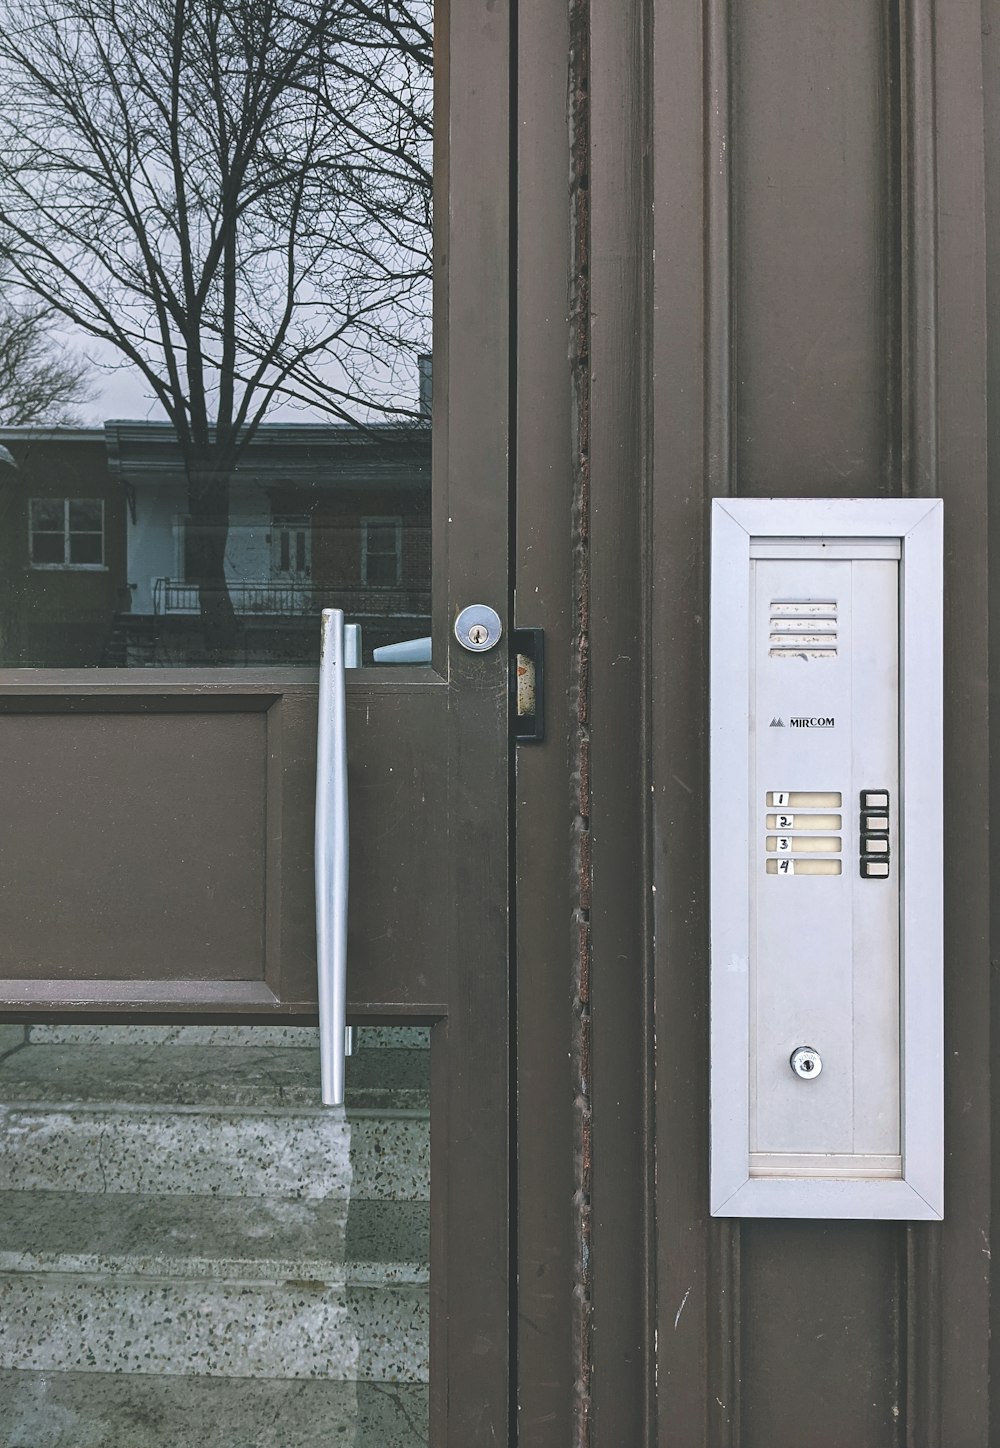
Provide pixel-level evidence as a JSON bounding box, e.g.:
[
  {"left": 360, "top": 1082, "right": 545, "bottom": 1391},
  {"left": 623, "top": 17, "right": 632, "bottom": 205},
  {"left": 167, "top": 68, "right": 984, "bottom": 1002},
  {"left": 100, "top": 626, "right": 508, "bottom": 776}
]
[{"left": 777, "top": 859, "right": 793, "bottom": 875}]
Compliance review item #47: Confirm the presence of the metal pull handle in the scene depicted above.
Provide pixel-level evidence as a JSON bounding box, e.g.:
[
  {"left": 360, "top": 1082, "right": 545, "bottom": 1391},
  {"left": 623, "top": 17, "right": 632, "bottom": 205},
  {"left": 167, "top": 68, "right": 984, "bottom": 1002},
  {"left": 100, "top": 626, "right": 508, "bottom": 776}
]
[{"left": 315, "top": 611, "right": 358, "bottom": 1105}]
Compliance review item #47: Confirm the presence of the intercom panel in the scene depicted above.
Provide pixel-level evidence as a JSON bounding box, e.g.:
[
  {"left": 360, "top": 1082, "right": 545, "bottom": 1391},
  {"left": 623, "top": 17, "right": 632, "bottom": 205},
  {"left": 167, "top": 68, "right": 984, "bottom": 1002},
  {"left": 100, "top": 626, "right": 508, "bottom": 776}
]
[{"left": 710, "top": 499, "right": 942, "bottom": 1219}]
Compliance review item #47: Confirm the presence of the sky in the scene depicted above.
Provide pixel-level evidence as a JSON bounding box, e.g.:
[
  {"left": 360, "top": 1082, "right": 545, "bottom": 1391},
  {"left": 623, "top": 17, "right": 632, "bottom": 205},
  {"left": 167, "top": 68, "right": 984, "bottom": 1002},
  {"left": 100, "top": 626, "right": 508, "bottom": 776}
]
[{"left": 64, "top": 328, "right": 423, "bottom": 428}]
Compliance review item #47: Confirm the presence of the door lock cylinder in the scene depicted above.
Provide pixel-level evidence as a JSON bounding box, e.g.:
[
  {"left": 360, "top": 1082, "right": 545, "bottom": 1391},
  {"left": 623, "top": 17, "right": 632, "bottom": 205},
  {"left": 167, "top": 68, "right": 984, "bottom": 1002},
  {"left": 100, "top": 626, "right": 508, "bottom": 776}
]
[{"left": 790, "top": 1046, "right": 823, "bottom": 1080}]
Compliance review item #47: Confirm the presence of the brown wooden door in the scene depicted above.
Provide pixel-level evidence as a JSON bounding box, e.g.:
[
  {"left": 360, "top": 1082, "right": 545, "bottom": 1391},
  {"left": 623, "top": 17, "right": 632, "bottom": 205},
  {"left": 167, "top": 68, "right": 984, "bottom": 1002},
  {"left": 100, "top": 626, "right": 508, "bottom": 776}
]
[
  {"left": 503, "top": 0, "right": 997, "bottom": 1442},
  {"left": 0, "top": 1, "right": 511, "bottom": 1440},
  {"left": 562, "top": 0, "right": 995, "bottom": 1442}
]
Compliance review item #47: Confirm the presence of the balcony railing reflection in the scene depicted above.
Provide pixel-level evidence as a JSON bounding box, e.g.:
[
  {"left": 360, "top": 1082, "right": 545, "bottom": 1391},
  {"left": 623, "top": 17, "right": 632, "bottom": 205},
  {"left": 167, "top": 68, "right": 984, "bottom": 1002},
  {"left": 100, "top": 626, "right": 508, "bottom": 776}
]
[{"left": 152, "top": 579, "right": 431, "bottom": 619}]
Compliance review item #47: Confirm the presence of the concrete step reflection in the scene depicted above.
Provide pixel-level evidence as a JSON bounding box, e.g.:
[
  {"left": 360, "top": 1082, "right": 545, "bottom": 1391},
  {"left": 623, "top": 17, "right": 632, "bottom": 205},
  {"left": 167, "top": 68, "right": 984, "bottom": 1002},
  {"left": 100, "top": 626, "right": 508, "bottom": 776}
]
[{"left": 0, "top": 1026, "right": 430, "bottom": 1443}]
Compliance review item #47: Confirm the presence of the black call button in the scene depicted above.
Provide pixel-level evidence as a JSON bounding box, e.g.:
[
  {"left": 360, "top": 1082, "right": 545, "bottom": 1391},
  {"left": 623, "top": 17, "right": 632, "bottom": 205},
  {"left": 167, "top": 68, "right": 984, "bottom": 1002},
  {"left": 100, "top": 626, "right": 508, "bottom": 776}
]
[{"left": 860, "top": 790, "right": 891, "bottom": 878}]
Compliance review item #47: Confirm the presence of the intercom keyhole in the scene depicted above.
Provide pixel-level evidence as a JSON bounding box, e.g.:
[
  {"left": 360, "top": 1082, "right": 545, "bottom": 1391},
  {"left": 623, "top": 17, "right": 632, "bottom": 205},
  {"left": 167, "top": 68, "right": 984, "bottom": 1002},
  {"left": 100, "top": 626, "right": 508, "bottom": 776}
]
[{"left": 790, "top": 1046, "right": 823, "bottom": 1080}]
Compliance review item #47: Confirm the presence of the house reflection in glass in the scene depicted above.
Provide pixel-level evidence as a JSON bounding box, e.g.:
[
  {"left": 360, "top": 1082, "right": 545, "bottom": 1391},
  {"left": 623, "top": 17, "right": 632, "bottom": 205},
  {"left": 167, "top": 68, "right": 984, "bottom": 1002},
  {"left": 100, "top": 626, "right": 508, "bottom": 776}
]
[{"left": 0, "top": 422, "right": 431, "bottom": 668}]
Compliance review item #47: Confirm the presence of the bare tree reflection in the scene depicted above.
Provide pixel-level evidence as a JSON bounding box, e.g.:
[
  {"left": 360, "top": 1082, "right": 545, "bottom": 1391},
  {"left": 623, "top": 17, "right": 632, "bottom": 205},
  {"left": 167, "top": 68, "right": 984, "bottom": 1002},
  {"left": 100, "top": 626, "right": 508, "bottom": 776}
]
[
  {"left": 0, "top": 0, "right": 431, "bottom": 653},
  {"left": 0, "top": 297, "right": 94, "bottom": 426}
]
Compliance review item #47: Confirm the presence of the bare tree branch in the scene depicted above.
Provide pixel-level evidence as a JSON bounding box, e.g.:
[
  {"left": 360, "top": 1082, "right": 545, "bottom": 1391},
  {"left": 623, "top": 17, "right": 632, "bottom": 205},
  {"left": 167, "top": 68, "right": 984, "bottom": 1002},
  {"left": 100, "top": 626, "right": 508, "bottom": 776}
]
[{"left": 0, "top": 294, "right": 95, "bottom": 426}]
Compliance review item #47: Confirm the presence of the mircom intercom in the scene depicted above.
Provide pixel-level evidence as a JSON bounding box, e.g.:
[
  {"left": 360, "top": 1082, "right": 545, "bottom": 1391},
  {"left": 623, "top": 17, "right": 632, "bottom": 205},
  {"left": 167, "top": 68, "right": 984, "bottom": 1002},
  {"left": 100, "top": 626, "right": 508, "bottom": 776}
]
[{"left": 710, "top": 499, "right": 943, "bottom": 1219}]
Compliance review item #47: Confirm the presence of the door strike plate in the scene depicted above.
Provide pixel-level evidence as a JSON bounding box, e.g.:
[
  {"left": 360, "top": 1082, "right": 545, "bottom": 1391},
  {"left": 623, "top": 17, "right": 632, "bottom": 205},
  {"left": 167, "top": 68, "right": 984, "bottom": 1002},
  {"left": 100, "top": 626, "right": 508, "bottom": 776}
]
[{"left": 512, "top": 628, "right": 544, "bottom": 743}]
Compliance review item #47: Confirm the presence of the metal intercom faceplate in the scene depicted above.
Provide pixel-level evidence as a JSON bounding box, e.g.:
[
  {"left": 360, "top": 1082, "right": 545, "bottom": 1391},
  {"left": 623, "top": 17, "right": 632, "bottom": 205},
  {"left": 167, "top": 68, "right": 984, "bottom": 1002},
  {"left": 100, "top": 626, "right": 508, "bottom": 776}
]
[{"left": 710, "top": 500, "right": 943, "bottom": 1220}]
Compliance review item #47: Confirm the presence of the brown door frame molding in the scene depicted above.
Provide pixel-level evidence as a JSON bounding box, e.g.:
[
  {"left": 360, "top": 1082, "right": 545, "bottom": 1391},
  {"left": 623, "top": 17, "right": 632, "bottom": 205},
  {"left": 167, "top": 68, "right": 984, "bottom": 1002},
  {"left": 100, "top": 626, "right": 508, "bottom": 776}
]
[{"left": 514, "top": 0, "right": 657, "bottom": 1437}]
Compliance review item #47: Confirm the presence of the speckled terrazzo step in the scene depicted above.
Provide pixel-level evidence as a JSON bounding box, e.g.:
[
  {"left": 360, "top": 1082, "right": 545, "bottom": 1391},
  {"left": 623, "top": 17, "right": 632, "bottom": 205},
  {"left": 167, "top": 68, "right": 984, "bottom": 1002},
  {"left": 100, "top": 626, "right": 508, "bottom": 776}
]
[
  {"left": 0, "top": 1272, "right": 428, "bottom": 1381},
  {"left": 0, "top": 1370, "right": 428, "bottom": 1448},
  {"left": 0, "top": 1025, "right": 26, "bottom": 1057},
  {"left": 0, "top": 1191, "right": 429, "bottom": 1284},
  {"left": 0, "top": 1104, "right": 429, "bottom": 1201},
  {"left": 0, "top": 1030, "right": 432, "bottom": 1425},
  {"left": 0, "top": 1041, "right": 429, "bottom": 1110},
  {"left": 26, "top": 1024, "right": 429, "bottom": 1050}
]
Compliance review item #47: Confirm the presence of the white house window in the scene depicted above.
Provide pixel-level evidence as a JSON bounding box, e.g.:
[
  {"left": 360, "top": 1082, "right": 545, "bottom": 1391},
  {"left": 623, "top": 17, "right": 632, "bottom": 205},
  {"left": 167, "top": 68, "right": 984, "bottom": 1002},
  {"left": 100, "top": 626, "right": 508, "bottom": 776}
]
[
  {"left": 271, "top": 515, "right": 311, "bottom": 579},
  {"left": 29, "top": 499, "right": 104, "bottom": 568},
  {"left": 361, "top": 517, "right": 402, "bottom": 586}
]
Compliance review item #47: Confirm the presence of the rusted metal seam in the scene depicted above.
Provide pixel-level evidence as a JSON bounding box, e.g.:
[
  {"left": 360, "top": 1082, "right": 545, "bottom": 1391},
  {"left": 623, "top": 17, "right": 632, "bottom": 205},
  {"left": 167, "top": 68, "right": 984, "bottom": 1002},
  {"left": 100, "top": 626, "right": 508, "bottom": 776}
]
[{"left": 569, "top": 0, "right": 592, "bottom": 1439}]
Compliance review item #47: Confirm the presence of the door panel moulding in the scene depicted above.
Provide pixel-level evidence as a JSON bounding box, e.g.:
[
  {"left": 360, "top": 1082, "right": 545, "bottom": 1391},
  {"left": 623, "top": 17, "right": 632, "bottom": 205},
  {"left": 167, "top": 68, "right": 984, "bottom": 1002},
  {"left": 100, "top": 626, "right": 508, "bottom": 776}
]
[{"left": 651, "top": 0, "right": 989, "bottom": 1439}]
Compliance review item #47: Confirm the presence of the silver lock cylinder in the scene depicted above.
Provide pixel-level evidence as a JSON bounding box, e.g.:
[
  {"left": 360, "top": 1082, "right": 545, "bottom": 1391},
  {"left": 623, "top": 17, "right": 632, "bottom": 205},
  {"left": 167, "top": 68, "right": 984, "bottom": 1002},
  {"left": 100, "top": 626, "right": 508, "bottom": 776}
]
[
  {"left": 455, "top": 604, "right": 503, "bottom": 653},
  {"left": 790, "top": 1046, "right": 822, "bottom": 1080}
]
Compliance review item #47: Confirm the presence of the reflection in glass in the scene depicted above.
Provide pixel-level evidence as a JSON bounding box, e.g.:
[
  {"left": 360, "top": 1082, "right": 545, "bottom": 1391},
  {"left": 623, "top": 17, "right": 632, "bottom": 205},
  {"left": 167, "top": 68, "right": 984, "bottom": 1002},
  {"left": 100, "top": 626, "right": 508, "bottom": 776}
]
[
  {"left": 0, "top": 0, "right": 433, "bottom": 667},
  {"left": 0, "top": 1024, "right": 431, "bottom": 1446},
  {"left": 28, "top": 497, "right": 105, "bottom": 569}
]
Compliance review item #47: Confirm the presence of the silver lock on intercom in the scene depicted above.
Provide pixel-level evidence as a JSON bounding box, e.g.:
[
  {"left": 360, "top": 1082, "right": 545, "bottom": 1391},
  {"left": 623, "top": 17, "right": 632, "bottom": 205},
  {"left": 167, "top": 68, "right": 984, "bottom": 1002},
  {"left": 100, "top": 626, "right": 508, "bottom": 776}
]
[
  {"left": 710, "top": 499, "right": 943, "bottom": 1221},
  {"left": 789, "top": 1046, "right": 822, "bottom": 1080}
]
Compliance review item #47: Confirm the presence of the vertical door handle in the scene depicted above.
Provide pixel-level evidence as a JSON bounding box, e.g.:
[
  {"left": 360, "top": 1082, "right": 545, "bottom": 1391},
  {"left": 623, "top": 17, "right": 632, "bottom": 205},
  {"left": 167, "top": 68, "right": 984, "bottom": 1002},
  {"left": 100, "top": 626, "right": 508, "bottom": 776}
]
[{"left": 315, "top": 610, "right": 358, "bottom": 1105}]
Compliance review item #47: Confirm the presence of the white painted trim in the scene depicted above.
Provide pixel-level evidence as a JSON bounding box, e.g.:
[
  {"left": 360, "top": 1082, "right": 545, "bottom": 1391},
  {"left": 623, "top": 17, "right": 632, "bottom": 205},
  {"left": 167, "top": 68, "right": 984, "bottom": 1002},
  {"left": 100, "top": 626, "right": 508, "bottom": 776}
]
[
  {"left": 715, "top": 496, "right": 941, "bottom": 537},
  {"left": 898, "top": 504, "right": 944, "bottom": 1215},
  {"left": 709, "top": 504, "right": 754, "bottom": 1213},
  {"left": 713, "top": 1175, "right": 941, "bottom": 1221},
  {"left": 710, "top": 498, "right": 944, "bottom": 1220}
]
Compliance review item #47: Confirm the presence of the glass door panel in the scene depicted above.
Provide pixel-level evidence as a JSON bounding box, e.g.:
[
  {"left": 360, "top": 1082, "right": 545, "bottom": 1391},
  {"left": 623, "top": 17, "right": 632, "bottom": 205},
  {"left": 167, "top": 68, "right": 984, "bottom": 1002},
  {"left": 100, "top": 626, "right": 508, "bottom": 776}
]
[
  {"left": 0, "top": 0, "right": 510, "bottom": 1441},
  {"left": 0, "top": 0, "right": 433, "bottom": 668}
]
